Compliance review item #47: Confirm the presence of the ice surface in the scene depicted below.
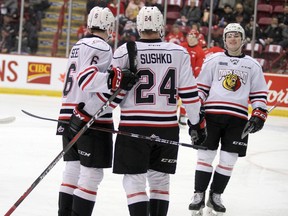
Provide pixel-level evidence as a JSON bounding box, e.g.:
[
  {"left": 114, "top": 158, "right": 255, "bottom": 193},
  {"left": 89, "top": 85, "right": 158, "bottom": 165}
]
[{"left": 0, "top": 94, "right": 287, "bottom": 216}]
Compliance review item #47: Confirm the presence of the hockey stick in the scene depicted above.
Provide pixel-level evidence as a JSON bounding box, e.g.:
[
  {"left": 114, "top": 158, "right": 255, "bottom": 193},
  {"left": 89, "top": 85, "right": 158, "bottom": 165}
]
[
  {"left": 241, "top": 102, "right": 280, "bottom": 139},
  {"left": 21, "top": 110, "right": 207, "bottom": 150},
  {"left": 0, "top": 116, "right": 16, "bottom": 124},
  {"left": 126, "top": 41, "right": 137, "bottom": 73},
  {"left": 4, "top": 41, "right": 139, "bottom": 216},
  {"left": 4, "top": 88, "right": 122, "bottom": 216}
]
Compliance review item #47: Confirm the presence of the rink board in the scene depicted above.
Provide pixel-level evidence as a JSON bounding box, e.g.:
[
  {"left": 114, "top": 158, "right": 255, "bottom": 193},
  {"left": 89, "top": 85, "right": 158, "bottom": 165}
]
[{"left": 0, "top": 54, "right": 287, "bottom": 117}]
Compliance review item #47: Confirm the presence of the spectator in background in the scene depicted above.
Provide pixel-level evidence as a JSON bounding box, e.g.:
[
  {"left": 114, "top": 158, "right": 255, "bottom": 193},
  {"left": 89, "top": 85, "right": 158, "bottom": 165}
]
[
  {"left": 217, "top": 4, "right": 234, "bottom": 28},
  {"left": 77, "top": 21, "right": 88, "bottom": 39},
  {"left": 217, "top": 0, "right": 235, "bottom": 15},
  {"left": 23, "top": 14, "right": 38, "bottom": 54},
  {"left": 241, "top": 0, "right": 254, "bottom": 16},
  {"left": 259, "top": 16, "right": 283, "bottom": 47},
  {"left": 0, "top": 13, "right": 17, "bottom": 53},
  {"left": 31, "top": 0, "right": 51, "bottom": 20},
  {"left": 232, "top": 2, "right": 250, "bottom": 26},
  {"left": 125, "top": 0, "right": 144, "bottom": 22},
  {"left": 165, "top": 23, "right": 185, "bottom": 45},
  {"left": 234, "top": 14, "right": 245, "bottom": 29},
  {"left": 86, "top": 0, "right": 107, "bottom": 14},
  {"left": 117, "top": 16, "right": 138, "bottom": 46},
  {"left": 0, "top": 25, "right": 15, "bottom": 53},
  {"left": 191, "top": 22, "right": 200, "bottom": 31},
  {"left": 201, "top": 6, "right": 219, "bottom": 27},
  {"left": 201, "top": 0, "right": 218, "bottom": 12},
  {"left": 2, "top": 0, "right": 18, "bottom": 15},
  {"left": 145, "top": 0, "right": 163, "bottom": 13},
  {"left": 198, "top": 36, "right": 224, "bottom": 59},
  {"left": 278, "top": 3, "right": 288, "bottom": 26},
  {"left": 179, "top": 29, "right": 205, "bottom": 125},
  {"left": 107, "top": 0, "right": 125, "bottom": 17},
  {"left": 180, "top": 29, "right": 205, "bottom": 78},
  {"left": 279, "top": 24, "right": 288, "bottom": 49},
  {"left": 244, "top": 16, "right": 262, "bottom": 43},
  {"left": 178, "top": 0, "right": 201, "bottom": 27}
]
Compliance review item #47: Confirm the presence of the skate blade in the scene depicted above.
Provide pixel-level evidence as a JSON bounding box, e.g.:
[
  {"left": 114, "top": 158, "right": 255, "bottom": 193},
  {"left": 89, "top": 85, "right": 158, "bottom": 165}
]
[
  {"left": 206, "top": 207, "right": 224, "bottom": 216},
  {"left": 191, "top": 208, "right": 204, "bottom": 216}
]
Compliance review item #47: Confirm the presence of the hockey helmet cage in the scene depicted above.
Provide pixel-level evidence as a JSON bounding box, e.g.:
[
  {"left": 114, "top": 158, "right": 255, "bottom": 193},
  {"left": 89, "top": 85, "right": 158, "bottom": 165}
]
[
  {"left": 87, "top": 6, "right": 115, "bottom": 32},
  {"left": 137, "top": 6, "right": 164, "bottom": 35},
  {"left": 223, "top": 23, "right": 245, "bottom": 42}
]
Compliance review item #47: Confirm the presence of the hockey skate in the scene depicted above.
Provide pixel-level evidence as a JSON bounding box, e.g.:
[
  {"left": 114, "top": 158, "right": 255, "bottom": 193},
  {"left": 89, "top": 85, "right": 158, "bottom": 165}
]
[
  {"left": 188, "top": 192, "right": 205, "bottom": 216},
  {"left": 206, "top": 192, "right": 226, "bottom": 216},
  {"left": 178, "top": 114, "right": 187, "bottom": 125}
]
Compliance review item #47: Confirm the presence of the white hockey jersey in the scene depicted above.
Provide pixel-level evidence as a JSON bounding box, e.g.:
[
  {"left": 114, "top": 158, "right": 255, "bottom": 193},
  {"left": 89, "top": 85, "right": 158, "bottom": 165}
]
[
  {"left": 111, "top": 39, "right": 201, "bottom": 127},
  {"left": 58, "top": 35, "right": 116, "bottom": 124},
  {"left": 197, "top": 52, "right": 268, "bottom": 120}
]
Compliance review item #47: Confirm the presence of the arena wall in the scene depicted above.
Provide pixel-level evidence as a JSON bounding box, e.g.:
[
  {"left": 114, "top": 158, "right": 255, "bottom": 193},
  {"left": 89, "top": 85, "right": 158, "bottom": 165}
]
[{"left": 1, "top": 54, "right": 287, "bottom": 117}]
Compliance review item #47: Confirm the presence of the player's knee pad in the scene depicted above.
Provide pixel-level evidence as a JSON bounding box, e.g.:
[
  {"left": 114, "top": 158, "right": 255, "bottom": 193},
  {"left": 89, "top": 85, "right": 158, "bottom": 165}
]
[
  {"left": 77, "top": 165, "right": 104, "bottom": 191},
  {"left": 216, "top": 150, "right": 238, "bottom": 176},
  {"left": 73, "top": 166, "right": 103, "bottom": 202},
  {"left": 196, "top": 149, "right": 217, "bottom": 172},
  {"left": 147, "top": 169, "right": 169, "bottom": 201},
  {"left": 123, "top": 174, "right": 148, "bottom": 205},
  {"left": 60, "top": 161, "right": 80, "bottom": 195}
]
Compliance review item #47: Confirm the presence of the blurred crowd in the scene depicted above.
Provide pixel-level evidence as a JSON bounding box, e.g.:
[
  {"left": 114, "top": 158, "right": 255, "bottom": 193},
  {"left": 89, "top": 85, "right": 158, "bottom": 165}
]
[
  {"left": 1, "top": 0, "right": 288, "bottom": 66},
  {"left": 0, "top": 0, "right": 50, "bottom": 54},
  {"left": 80, "top": 0, "right": 288, "bottom": 53}
]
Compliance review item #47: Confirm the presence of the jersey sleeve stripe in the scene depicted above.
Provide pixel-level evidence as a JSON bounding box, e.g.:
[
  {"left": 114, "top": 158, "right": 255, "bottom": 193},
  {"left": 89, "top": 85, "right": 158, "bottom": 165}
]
[
  {"left": 77, "top": 66, "right": 99, "bottom": 90},
  {"left": 121, "top": 110, "right": 177, "bottom": 115},
  {"left": 205, "top": 101, "right": 247, "bottom": 110},
  {"left": 79, "top": 71, "right": 97, "bottom": 91},
  {"left": 249, "top": 91, "right": 268, "bottom": 95},
  {"left": 77, "top": 66, "right": 97, "bottom": 80},
  {"left": 178, "top": 86, "right": 197, "bottom": 91},
  {"left": 178, "top": 91, "right": 199, "bottom": 99},
  {"left": 181, "top": 98, "right": 200, "bottom": 104}
]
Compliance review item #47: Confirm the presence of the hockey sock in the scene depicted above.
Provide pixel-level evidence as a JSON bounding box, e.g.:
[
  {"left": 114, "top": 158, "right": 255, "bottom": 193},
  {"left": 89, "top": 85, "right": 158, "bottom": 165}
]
[
  {"left": 194, "top": 170, "right": 212, "bottom": 192},
  {"left": 58, "top": 192, "right": 73, "bottom": 216},
  {"left": 71, "top": 195, "right": 95, "bottom": 216},
  {"left": 150, "top": 199, "right": 169, "bottom": 216},
  {"left": 128, "top": 201, "right": 149, "bottom": 216},
  {"left": 210, "top": 171, "right": 230, "bottom": 194}
]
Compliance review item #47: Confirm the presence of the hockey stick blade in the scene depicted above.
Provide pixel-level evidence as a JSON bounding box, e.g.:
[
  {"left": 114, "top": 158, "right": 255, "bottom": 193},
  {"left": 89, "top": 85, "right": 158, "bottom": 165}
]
[
  {"left": 241, "top": 122, "right": 253, "bottom": 139},
  {"left": 21, "top": 110, "right": 207, "bottom": 150},
  {"left": 0, "top": 116, "right": 16, "bottom": 124},
  {"left": 5, "top": 88, "right": 121, "bottom": 216}
]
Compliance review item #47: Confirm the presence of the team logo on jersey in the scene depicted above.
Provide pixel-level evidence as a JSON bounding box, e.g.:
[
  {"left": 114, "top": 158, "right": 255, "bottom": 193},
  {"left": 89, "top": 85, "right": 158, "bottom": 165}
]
[
  {"left": 230, "top": 59, "right": 239, "bottom": 65},
  {"left": 27, "top": 62, "right": 51, "bottom": 84},
  {"left": 219, "top": 69, "right": 248, "bottom": 92},
  {"left": 222, "top": 73, "right": 241, "bottom": 91}
]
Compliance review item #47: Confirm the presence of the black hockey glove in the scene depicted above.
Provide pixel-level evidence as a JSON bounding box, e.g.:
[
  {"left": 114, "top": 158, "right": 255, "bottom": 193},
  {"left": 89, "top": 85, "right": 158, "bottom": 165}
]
[
  {"left": 248, "top": 107, "right": 268, "bottom": 133},
  {"left": 69, "top": 103, "right": 91, "bottom": 135},
  {"left": 107, "top": 67, "right": 139, "bottom": 91},
  {"left": 188, "top": 109, "right": 207, "bottom": 146}
]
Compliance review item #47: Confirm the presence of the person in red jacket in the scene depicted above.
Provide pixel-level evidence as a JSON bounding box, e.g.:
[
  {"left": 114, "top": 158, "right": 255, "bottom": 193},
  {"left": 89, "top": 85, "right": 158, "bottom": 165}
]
[
  {"left": 165, "top": 23, "right": 185, "bottom": 45},
  {"left": 198, "top": 37, "right": 225, "bottom": 58},
  {"left": 178, "top": 29, "right": 205, "bottom": 125}
]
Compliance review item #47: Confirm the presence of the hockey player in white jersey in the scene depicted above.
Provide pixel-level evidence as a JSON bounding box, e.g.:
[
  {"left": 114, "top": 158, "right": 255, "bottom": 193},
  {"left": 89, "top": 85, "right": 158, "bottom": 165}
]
[
  {"left": 188, "top": 23, "right": 268, "bottom": 216},
  {"left": 56, "top": 6, "right": 138, "bottom": 216},
  {"left": 111, "top": 6, "right": 207, "bottom": 216}
]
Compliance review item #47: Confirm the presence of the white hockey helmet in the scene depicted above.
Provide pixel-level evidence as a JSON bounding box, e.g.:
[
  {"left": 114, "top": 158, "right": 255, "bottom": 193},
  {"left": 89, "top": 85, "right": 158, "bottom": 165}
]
[
  {"left": 87, "top": 6, "right": 115, "bottom": 35},
  {"left": 136, "top": 6, "right": 164, "bottom": 36},
  {"left": 223, "top": 23, "right": 245, "bottom": 43}
]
